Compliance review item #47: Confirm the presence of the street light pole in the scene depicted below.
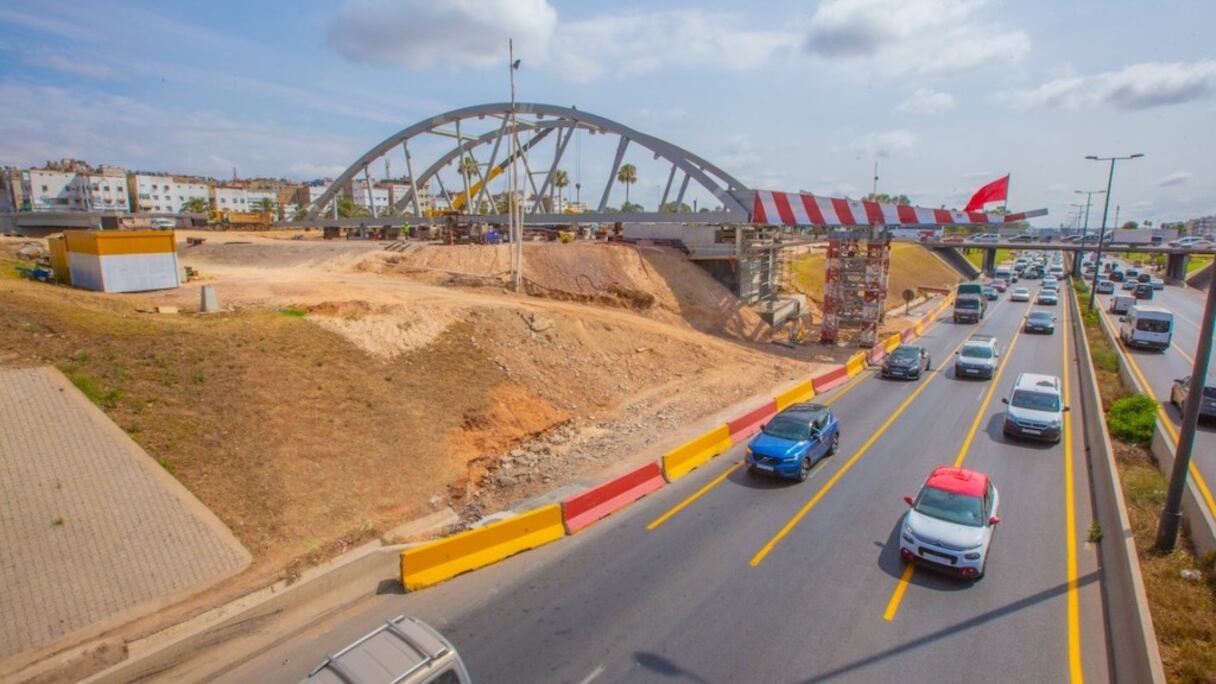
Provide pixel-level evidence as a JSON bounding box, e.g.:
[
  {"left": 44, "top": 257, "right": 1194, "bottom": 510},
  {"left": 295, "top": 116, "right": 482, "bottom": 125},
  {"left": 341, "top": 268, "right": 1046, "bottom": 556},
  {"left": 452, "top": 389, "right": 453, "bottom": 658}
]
[
  {"left": 1156, "top": 272, "right": 1216, "bottom": 551},
  {"left": 1073, "top": 189, "right": 1105, "bottom": 275},
  {"left": 1084, "top": 153, "right": 1143, "bottom": 310},
  {"left": 508, "top": 39, "right": 522, "bottom": 292}
]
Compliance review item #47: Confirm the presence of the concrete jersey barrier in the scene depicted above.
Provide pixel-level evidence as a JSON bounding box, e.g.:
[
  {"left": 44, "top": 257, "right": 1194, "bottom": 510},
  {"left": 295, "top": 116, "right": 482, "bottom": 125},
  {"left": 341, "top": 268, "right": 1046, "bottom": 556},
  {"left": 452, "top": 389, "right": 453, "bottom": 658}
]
[
  {"left": 661, "top": 424, "right": 733, "bottom": 481},
  {"left": 845, "top": 352, "right": 867, "bottom": 377},
  {"left": 561, "top": 462, "right": 666, "bottom": 534},
  {"left": 812, "top": 366, "right": 850, "bottom": 393},
  {"left": 728, "top": 400, "right": 779, "bottom": 440},
  {"left": 400, "top": 504, "right": 565, "bottom": 590},
  {"left": 774, "top": 381, "right": 814, "bottom": 412}
]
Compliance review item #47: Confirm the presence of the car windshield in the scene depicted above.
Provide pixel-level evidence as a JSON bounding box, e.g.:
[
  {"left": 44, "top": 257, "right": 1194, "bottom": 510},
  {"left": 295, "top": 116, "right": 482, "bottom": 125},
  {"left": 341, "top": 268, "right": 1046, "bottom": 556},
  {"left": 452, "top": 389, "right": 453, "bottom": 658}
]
[
  {"left": 1137, "top": 318, "right": 1170, "bottom": 333},
  {"left": 1029, "top": 313, "right": 1051, "bottom": 322},
  {"left": 961, "top": 345, "right": 993, "bottom": 359},
  {"left": 762, "top": 416, "right": 812, "bottom": 441},
  {"left": 915, "top": 486, "right": 985, "bottom": 527},
  {"left": 891, "top": 347, "right": 919, "bottom": 362},
  {"left": 1014, "top": 289, "right": 1028, "bottom": 295},
  {"left": 957, "top": 299, "right": 979, "bottom": 309},
  {"left": 1011, "top": 389, "right": 1060, "bottom": 412}
]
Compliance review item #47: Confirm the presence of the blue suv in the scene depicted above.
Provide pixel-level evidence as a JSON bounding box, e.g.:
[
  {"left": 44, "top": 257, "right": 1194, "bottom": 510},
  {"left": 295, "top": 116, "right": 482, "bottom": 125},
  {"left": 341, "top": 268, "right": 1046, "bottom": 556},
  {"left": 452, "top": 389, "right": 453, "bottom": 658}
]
[{"left": 745, "top": 403, "right": 840, "bottom": 481}]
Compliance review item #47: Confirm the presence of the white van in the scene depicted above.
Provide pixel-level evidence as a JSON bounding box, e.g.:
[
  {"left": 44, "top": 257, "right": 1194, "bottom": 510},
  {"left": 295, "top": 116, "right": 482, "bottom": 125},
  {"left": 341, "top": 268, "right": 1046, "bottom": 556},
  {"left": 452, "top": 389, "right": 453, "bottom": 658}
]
[
  {"left": 1109, "top": 294, "right": 1135, "bottom": 315},
  {"left": 1119, "top": 305, "right": 1173, "bottom": 351}
]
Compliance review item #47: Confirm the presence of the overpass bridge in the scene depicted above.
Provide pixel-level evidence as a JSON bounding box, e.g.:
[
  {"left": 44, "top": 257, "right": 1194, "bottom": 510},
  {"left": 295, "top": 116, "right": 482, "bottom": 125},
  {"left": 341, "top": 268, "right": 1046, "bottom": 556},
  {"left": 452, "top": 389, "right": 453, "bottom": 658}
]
[{"left": 918, "top": 238, "right": 1216, "bottom": 282}]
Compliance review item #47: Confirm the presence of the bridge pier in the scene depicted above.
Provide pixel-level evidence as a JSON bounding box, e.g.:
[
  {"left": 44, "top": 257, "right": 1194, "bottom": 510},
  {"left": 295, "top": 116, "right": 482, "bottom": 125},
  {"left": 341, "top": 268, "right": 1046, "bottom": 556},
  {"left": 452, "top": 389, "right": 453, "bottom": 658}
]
[
  {"left": 982, "top": 247, "right": 997, "bottom": 276},
  {"left": 1165, "top": 252, "right": 1190, "bottom": 285}
]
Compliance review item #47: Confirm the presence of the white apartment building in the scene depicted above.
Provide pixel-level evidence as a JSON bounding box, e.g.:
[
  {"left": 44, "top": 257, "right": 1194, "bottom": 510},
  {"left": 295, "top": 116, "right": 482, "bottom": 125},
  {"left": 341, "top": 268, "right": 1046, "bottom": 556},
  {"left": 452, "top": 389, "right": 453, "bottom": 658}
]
[
  {"left": 243, "top": 190, "right": 277, "bottom": 211},
  {"left": 130, "top": 174, "right": 209, "bottom": 214},
  {"left": 23, "top": 170, "right": 80, "bottom": 211},
  {"left": 1186, "top": 215, "right": 1216, "bottom": 239},
  {"left": 211, "top": 186, "right": 251, "bottom": 211},
  {"left": 350, "top": 178, "right": 390, "bottom": 214},
  {"left": 82, "top": 174, "right": 129, "bottom": 212}
]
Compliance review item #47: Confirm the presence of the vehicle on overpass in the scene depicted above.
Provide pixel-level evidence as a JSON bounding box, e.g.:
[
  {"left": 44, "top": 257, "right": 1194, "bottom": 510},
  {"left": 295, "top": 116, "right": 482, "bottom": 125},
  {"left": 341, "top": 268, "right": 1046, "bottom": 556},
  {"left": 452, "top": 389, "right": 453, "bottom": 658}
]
[
  {"left": 972, "top": 233, "right": 1001, "bottom": 242},
  {"left": 883, "top": 344, "right": 931, "bottom": 380},
  {"left": 1169, "top": 236, "right": 1214, "bottom": 249},
  {"left": 899, "top": 466, "right": 1001, "bottom": 580},
  {"left": 745, "top": 403, "right": 840, "bottom": 480},
  {"left": 1170, "top": 375, "right": 1216, "bottom": 422},
  {"left": 302, "top": 615, "right": 471, "bottom": 684},
  {"left": 1010, "top": 234, "right": 1036, "bottom": 243},
  {"left": 1119, "top": 305, "right": 1172, "bottom": 351},
  {"left": 1024, "top": 311, "right": 1056, "bottom": 335},
  {"left": 954, "top": 335, "right": 999, "bottom": 379},
  {"left": 1002, "top": 373, "right": 1068, "bottom": 443}
]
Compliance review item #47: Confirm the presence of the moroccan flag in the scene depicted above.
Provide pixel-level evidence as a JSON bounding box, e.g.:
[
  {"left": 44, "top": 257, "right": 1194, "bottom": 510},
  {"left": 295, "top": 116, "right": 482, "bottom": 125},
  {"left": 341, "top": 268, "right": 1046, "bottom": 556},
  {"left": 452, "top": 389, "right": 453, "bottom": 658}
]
[{"left": 963, "top": 175, "right": 1010, "bottom": 212}]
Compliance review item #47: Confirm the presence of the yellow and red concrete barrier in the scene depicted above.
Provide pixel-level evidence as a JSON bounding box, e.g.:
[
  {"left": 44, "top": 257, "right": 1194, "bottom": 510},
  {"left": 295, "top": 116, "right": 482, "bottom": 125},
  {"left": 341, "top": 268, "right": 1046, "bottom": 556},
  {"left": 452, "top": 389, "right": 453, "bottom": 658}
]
[
  {"left": 661, "top": 424, "right": 733, "bottom": 482},
  {"left": 561, "top": 462, "right": 666, "bottom": 534}
]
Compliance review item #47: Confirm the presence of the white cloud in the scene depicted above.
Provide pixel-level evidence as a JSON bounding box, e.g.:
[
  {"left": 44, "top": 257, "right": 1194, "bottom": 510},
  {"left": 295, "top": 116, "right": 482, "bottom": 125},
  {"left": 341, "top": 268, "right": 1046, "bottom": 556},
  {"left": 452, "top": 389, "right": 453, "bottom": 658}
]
[
  {"left": 1153, "top": 171, "right": 1192, "bottom": 187},
  {"left": 854, "top": 129, "right": 917, "bottom": 158},
  {"left": 803, "top": 0, "right": 1030, "bottom": 75},
  {"left": 895, "top": 88, "right": 956, "bottom": 114},
  {"left": 326, "top": 1, "right": 798, "bottom": 82},
  {"left": 1000, "top": 60, "right": 1216, "bottom": 110},
  {"left": 25, "top": 51, "right": 121, "bottom": 80},
  {"left": 328, "top": 0, "right": 557, "bottom": 69}
]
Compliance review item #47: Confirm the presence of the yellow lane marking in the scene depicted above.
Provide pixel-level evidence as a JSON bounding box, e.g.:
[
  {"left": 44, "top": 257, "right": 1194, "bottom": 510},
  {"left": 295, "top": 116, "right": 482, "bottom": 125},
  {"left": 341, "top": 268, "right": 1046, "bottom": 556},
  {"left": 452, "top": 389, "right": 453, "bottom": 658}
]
[
  {"left": 883, "top": 564, "right": 915, "bottom": 621},
  {"left": 646, "top": 462, "right": 741, "bottom": 531},
  {"left": 1061, "top": 298, "right": 1084, "bottom": 684},
  {"left": 749, "top": 336, "right": 973, "bottom": 567},
  {"left": 645, "top": 364, "right": 871, "bottom": 531},
  {"left": 1171, "top": 342, "right": 1195, "bottom": 364},
  {"left": 1097, "top": 308, "right": 1216, "bottom": 522},
  {"left": 883, "top": 301, "right": 1032, "bottom": 621}
]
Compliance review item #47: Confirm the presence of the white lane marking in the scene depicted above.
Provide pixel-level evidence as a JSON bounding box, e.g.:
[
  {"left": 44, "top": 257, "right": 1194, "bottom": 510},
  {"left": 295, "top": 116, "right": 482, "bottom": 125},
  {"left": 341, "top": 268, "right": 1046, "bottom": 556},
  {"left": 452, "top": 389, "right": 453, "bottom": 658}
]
[{"left": 579, "top": 664, "right": 606, "bottom": 684}]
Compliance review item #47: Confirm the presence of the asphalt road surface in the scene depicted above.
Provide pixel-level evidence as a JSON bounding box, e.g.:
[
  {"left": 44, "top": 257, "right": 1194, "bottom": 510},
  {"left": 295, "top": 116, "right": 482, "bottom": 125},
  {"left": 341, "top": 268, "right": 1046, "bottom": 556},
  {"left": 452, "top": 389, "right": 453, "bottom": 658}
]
[
  {"left": 1091, "top": 263, "right": 1216, "bottom": 527},
  {"left": 219, "top": 276, "right": 1109, "bottom": 684}
]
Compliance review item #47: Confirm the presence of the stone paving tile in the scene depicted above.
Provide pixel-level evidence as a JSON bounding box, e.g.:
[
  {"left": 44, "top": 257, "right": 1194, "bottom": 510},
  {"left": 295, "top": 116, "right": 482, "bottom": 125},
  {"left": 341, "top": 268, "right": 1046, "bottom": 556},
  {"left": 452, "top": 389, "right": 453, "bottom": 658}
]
[{"left": 0, "top": 368, "right": 249, "bottom": 662}]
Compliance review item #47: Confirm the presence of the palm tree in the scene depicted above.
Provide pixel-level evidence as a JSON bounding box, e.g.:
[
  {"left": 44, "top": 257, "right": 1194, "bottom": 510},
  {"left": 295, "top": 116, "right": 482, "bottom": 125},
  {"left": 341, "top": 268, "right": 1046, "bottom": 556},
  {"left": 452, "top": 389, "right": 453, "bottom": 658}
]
[
  {"left": 552, "top": 169, "right": 569, "bottom": 212},
  {"left": 617, "top": 164, "right": 637, "bottom": 204},
  {"left": 182, "top": 197, "right": 210, "bottom": 214},
  {"left": 256, "top": 197, "right": 276, "bottom": 214}
]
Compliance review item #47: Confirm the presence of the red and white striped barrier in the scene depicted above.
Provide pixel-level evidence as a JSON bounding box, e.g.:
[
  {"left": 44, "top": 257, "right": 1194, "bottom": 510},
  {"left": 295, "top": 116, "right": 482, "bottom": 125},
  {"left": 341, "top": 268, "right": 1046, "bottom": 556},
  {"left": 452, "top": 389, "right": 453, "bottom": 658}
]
[{"left": 750, "top": 190, "right": 1046, "bottom": 227}]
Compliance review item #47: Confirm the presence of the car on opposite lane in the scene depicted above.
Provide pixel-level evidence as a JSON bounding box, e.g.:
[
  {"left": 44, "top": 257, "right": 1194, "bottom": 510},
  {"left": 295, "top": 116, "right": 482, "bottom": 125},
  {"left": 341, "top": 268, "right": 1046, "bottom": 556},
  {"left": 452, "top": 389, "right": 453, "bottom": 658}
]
[
  {"left": 745, "top": 403, "right": 840, "bottom": 481},
  {"left": 1010, "top": 287, "right": 1031, "bottom": 302},
  {"left": 883, "top": 344, "right": 931, "bottom": 380},
  {"left": 1170, "top": 376, "right": 1216, "bottom": 422},
  {"left": 1024, "top": 311, "right": 1055, "bottom": 334},
  {"left": 1002, "top": 373, "right": 1068, "bottom": 443},
  {"left": 899, "top": 466, "right": 1001, "bottom": 580},
  {"left": 954, "top": 334, "right": 1000, "bottom": 379}
]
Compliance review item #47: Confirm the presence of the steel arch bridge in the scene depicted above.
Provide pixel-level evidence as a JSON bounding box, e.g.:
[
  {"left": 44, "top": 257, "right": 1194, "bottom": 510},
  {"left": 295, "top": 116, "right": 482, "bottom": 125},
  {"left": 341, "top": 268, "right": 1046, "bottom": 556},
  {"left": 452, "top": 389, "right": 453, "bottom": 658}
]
[
  {"left": 301, "top": 102, "right": 1046, "bottom": 229},
  {"left": 305, "top": 102, "right": 752, "bottom": 226}
]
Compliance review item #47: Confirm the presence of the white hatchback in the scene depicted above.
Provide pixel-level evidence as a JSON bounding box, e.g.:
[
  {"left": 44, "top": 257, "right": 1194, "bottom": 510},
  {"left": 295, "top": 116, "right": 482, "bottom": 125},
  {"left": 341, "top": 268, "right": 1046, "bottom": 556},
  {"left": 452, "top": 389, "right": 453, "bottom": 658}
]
[{"left": 900, "top": 466, "right": 1000, "bottom": 579}]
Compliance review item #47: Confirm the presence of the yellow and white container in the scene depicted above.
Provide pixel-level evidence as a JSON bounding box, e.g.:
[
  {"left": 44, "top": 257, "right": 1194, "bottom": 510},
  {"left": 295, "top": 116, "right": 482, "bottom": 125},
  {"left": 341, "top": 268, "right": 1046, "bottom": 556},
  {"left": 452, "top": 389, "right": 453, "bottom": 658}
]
[{"left": 63, "top": 230, "right": 180, "bottom": 293}]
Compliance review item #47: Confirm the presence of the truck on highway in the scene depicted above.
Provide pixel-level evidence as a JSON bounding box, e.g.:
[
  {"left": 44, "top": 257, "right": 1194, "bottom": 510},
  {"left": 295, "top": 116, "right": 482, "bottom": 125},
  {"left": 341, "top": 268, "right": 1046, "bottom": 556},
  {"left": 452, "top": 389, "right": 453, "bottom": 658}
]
[
  {"left": 1106, "top": 229, "right": 1167, "bottom": 246},
  {"left": 953, "top": 282, "right": 987, "bottom": 323}
]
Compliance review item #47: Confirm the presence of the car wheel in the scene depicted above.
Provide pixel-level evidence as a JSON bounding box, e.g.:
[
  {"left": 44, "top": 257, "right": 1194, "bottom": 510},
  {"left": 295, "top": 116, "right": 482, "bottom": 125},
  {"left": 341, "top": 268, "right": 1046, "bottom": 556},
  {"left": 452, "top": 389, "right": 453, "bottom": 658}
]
[
  {"left": 828, "top": 432, "right": 840, "bottom": 456},
  {"left": 798, "top": 455, "right": 812, "bottom": 482}
]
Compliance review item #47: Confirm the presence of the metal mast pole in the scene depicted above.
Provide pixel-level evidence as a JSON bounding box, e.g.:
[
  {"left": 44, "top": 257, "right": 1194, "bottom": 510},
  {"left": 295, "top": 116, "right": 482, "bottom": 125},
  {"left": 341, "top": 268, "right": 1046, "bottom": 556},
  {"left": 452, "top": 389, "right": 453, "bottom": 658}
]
[
  {"left": 1156, "top": 272, "right": 1216, "bottom": 550},
  {"left": 1085, "top": 153, "right": 1143, "bottom": 310},
  {"left": 509, "top": 39, "right": 522, "bottom": 292}
]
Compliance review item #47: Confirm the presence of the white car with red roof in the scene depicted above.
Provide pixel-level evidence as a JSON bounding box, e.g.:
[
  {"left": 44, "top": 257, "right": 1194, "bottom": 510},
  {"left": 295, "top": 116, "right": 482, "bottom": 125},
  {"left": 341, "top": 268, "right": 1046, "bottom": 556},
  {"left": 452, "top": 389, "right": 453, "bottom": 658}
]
[{"left": 899, "top": 466, "right": 1001, "bottom": 579}]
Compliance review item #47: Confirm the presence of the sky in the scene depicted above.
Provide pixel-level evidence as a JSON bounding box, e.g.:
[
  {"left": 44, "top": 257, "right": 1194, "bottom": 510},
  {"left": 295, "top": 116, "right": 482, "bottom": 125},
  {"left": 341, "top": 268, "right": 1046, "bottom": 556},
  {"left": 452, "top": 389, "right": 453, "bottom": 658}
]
[{"left": 2, "top": 0, "right": 1214, "bottom": 226}]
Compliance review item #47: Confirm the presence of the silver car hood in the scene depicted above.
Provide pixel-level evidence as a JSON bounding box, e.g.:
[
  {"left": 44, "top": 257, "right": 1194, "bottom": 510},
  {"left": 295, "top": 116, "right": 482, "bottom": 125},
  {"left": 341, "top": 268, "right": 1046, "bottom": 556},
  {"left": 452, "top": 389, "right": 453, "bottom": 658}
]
[
  {"left": 905, "top": 510, "right": 987, "bottom": 549},
  {"left": 1007, "top": 405, "right": 1059, "bottom": 423}
]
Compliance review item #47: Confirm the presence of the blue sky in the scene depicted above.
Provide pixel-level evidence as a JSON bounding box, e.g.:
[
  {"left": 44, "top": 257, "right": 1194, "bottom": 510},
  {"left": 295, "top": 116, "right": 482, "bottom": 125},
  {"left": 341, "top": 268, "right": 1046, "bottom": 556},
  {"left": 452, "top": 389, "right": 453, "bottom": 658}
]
[{"left": 2, "top": 0, "right": 1214, "bottom": 225}]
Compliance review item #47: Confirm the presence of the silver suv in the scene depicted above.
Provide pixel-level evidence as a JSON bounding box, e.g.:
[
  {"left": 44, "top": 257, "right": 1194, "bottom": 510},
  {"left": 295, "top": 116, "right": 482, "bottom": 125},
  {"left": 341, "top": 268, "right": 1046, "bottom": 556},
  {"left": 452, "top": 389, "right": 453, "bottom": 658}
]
[
  {"left": 954, "top": 334, "right": 999, "bottom": 379},
  {"left": 303, "top": 615, "right": 471, "bottom": 684},
  {"left": 1001, "top": 373, "right": 1068, "bottom": 443}
]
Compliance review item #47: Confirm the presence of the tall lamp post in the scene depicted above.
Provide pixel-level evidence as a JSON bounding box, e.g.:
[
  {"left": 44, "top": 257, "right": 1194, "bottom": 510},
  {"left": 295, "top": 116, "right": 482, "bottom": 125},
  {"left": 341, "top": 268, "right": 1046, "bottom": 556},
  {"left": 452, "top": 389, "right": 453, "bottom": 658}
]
[
  {"left": 1085, "top": 153, "right": 1144, "bottom": 310},
  {"left": 1073, "top": 189, "right": 1105, "bottom": 275},
  {"left": 508, "top": 40, "right": 522, "bottom": 292}
]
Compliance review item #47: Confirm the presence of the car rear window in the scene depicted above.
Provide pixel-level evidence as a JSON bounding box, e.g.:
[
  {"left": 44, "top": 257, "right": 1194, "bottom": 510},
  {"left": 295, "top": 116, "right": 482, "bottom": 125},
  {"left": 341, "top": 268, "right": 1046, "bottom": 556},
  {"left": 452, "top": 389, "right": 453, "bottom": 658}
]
[
  {"left": 915, "top": 487, "right": 985, "bottom": 527},
  {"left": 1136, "top": 318, "right": 1170, "bottom": 333}
]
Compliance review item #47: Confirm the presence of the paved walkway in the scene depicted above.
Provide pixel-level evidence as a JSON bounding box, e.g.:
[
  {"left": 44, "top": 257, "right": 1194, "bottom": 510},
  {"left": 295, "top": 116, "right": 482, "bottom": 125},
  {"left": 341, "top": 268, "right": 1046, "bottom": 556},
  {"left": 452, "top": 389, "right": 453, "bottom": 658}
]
[{"left": 0, "top": 367, "right": 250, "bottom": 662}]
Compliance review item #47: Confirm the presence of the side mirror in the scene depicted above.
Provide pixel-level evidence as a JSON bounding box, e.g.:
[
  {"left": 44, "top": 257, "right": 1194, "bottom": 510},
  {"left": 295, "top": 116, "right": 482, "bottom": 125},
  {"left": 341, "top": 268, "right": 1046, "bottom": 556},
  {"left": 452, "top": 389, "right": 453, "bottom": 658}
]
[
  {"left": 988, "top": 516, "right": 1002, "bottom": 526},
  {"left": 904, "top": 496, "right": 915, "bottom": 507},
  {"left": 1001, "top": 397, "right": 1009, "bottom": 404},
  {"left": 759, "top": 423, "right": 767, "bottom": 430}
]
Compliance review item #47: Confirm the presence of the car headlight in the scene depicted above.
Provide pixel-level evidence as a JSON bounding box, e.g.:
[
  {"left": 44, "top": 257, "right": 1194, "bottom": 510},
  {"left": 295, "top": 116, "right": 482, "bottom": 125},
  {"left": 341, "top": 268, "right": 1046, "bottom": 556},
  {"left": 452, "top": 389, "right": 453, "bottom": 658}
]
[
  {"left": 744, "top": 447, "right": 753, "bottom": 456},
  {"left": 964, "top": 552, "right": 982, "bottom": 560},
  {"left": 902, "top": 527, "right": 916, "bottom": 544}
]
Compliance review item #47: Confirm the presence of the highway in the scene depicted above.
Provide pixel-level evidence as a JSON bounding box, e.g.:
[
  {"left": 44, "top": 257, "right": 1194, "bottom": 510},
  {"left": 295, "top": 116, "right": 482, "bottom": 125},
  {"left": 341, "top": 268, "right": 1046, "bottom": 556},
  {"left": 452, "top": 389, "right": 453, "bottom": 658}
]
[
  {"left": 1091, "top": 267, "right": 1216, "bottom": 526},
  {"left": 218, "top": 276, "right": 1109, "bottom": 684}
]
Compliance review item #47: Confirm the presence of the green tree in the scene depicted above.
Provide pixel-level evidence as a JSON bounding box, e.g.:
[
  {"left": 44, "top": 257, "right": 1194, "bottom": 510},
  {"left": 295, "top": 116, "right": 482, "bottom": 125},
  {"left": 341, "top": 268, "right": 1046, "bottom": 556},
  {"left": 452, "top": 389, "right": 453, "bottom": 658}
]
[
  {"left": 292, "top": 207, "right": 308, "bottom": 221},
  {"left": 863, "top": 192, "right": 911, "bottom": 205},
  {"left": 617, "top": 163, "right": 638, "bottom": 204},
  {"left": 337, "top": 198, "right": 369, "bottom": 218},
  {"left": 552, "top": 169, "right": 569, "bottom": 210},
  {"left": 620, "top": 200, "right": 644, "bottom": 213},
  {"left": 256, "top": 197, "right": 276, "bottom": 214},
  {"left": 181, "top": 197, "right": 211, "bottom": 214},
  {"left": 1121, "top": 220, "right": 1139, "bottom": 230},
  {"left": 661, "top": 201, "right": 692, "bottom": 213}
]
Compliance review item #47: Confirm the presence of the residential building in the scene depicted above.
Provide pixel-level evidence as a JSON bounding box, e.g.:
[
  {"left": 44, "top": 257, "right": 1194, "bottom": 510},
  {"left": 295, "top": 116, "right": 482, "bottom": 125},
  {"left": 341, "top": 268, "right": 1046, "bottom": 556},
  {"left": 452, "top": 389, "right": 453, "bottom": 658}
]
[
  {"left": 211, "top": 185, "right": 250, "bottom": 212},
  {"left": 81, "top": 173, "right": 130, "bottom": 212},
  {"left": 243, "top": 190, "right": 278, "bottom": 212},
  {"left": 129, "top": 174, "right": 210, "bottom": 214},
  {"left": 350, "top": 178, "right": 390, "bottom": 214},
  {"left": 296, "top": 182, "right": 334, "bottom": 215},
  {"left": 23, "top": 169, "right": 81, "bottom": 211},
  {"left": 0, "top": 168, "right": 22, "bottom": 212},
  {"left": 1185, "top": 215, "right": 1216, "bottom": 239}
]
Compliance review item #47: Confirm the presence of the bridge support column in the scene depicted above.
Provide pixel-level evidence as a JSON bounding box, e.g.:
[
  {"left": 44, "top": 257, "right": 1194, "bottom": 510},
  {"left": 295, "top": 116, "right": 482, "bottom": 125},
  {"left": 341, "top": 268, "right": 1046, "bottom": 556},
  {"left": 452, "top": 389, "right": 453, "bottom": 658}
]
[
  {"left": 982, "top": 247, "right": 997, "bottom": 276},
  {"left": 1165, "top": 252, "right": 1190, "bottom": 285}
]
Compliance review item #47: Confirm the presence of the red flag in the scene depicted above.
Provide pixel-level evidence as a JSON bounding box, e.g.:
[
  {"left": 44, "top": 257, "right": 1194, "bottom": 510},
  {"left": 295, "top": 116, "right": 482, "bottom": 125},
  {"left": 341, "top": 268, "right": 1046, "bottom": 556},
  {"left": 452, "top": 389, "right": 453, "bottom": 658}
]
[{"left": 963, "top": 175, "right": 1010, "bottom": 212}]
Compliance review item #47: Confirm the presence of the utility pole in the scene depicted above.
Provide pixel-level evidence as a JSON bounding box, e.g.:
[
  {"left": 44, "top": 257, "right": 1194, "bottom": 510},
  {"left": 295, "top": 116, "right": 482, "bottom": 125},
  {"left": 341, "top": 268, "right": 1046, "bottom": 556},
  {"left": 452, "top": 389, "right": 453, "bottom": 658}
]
[
  {"left": 508, "top": 39, "right": 522, "bottom": 292},
  {"left": 1157, "top": 272, "right": 1216, "bottom": 550},
  {"left": 872, "top": 160, "right": 879, "bottom": 197},
  {"left": 1074, "top": 189, "right": 1105, "bottom": 275},
  {"left": 1085, "top": 153, "right": 1144, "bottom": 310}
]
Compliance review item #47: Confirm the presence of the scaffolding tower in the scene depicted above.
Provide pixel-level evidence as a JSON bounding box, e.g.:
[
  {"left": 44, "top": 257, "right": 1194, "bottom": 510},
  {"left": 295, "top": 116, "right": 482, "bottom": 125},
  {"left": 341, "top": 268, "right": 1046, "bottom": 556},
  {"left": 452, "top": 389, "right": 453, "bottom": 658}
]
[{"left": 819, "top": 228, "right": 891, "bottom": 347}]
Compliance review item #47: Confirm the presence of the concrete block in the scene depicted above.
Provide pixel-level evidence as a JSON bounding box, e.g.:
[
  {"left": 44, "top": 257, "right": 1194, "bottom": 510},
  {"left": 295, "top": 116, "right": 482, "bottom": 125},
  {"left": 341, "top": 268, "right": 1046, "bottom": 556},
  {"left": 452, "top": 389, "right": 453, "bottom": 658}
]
[{"left": 199, "top": 285, "right": 220, "bottom": 313}]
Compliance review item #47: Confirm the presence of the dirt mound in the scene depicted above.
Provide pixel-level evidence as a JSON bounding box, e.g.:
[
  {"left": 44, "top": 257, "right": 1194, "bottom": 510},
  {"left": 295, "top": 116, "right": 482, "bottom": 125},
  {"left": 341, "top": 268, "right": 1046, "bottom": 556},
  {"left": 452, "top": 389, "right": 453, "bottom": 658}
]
[
  {"left": 180, "top": 238, "right": 384, "bottom": 270},
  {"left": 361, "top": 242, "right": 773, "bottom": 340},
  {"left": 305, "top": 300, "right": 468, "bottom": 360}
]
